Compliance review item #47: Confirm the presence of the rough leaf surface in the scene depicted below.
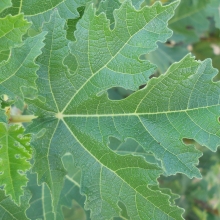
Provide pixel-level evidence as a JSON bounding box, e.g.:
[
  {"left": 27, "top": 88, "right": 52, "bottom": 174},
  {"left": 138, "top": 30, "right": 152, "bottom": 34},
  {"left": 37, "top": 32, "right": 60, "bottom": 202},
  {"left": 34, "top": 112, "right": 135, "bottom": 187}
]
[
  {"left": 26, "top": 2, "right": 187, "bottom": 219},
  {"left": 0, "top": 124, "right": 32, "bottom": 205},
  {"left": 0, "top": 0, "right": 93, "bottom": 31},
  {"left": 1, "top": 0, "right": 219, "bottom": 219},
  {"left": 0, "top": 189, "right": 30, "bottom": 220},
  {"left": 0, "top": 32, "right": 45, "bottom": 101}
]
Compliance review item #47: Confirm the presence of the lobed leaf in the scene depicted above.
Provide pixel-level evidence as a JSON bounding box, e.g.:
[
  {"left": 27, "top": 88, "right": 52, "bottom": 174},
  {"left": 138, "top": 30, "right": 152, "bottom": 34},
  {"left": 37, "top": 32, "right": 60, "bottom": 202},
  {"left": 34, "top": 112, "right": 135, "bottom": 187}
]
[
  {"left": 1, "top": 0, "right": 219, "bottom": 219},
  {"left": 0, "top": 124, "right": 32, "bottom": 205},
  {"left": 26, "top": 1, "right": 185, "bottom": 219}
]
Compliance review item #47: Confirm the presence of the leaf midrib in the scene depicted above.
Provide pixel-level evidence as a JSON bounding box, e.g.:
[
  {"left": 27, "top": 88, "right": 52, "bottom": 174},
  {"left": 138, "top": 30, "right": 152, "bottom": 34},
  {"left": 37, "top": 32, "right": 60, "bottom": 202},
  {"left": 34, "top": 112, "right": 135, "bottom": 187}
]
[{"left": 61, "top": 104, "right": 220, "bottom": 117}]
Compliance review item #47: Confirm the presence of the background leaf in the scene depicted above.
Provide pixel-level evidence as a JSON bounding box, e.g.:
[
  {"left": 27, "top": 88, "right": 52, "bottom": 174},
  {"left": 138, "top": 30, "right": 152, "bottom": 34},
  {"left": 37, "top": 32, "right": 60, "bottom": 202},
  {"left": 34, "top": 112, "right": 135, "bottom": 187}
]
[
  {"left": 207, "top": 0, "right": 220, "bottom": 29},
  {"left": 1, "top": 0, "right": 220, "bottom": 219},
  {"left": 145, "top": 42, "right": 188, "bottom": 74},
  {"left": 0, "top": 14, "right": 30, "bottom": 53},
  {"left": 26, "top": 172, "right": 55, "bottom": 220},
  {"left": 0, "top": 0, "right": 94, "bottom": 32},
  {"left": 168, "top": 0, "right": 216, "bottom": 43},
  {"left": 0, "top": 189, "right": 31, "bottom": 220},
  {"left": 0, "top": 32, "right": 45, "bottom": 101},
  {"left": 26, "top": 154, "right": 89, "bottom": 220},
  {"left": 0, "top": 0, "right": 11, "bottom": 13}
]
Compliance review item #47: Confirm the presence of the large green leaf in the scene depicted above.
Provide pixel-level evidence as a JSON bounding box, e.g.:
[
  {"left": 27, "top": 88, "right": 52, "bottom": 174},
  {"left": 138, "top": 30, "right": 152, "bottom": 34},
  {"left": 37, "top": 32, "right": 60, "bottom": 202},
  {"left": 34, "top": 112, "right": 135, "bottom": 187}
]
[
  {"left": 0, "top": 123, "right": 32, "bottom": 205},
  {"left": 26, "top": 2, "right": 185, "bottom": 219},
  {"left": 0, "top": 32, "right": 45, "bottom": 101},
  {"left": 98, "top": 0, "right": 188, "bottom": 75}
]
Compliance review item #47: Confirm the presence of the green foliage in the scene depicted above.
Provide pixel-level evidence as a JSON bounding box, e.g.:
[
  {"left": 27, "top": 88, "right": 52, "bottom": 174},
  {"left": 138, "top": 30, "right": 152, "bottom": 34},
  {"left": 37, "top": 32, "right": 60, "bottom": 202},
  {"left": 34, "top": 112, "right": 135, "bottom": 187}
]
[
  {"left": 145, "top": 42, "right": 188, "bottom": 74},
  {"left": 207, "top": 0, "right": 220, "bottom": 29},
  {"left": 26, "top": 154, "right": 89, "bottom": 220},
  {"left": 0, "top": 124, "right": 32, "bottom": 204},
  {"left": 193, "top": 39, "right": 220, "bottom": 74},
  {"left": 0, "top": 189, "right": 31, "bottom": 220},
  {"left": 168, "top": 0, "right": 216, "bottom": 43},
  {"left": 0, "top": 14, "right": 30, "bottom": 53},
  {"left": 0, "top": 0, "right": 220, "bottom": 219},
  {"left": 0, "top": 32, "right": 45, "bottom": 101},
  {"left": 0, "top": 0, "right": 11, "bottom": 13}
]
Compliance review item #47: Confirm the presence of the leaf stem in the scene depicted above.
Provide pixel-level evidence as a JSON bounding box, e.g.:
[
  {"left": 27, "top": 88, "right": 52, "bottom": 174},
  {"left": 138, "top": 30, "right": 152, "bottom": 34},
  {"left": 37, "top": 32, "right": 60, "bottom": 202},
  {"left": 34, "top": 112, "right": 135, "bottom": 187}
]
[{"left": 9, "top": 115, "right": 37, "bottom": 123}]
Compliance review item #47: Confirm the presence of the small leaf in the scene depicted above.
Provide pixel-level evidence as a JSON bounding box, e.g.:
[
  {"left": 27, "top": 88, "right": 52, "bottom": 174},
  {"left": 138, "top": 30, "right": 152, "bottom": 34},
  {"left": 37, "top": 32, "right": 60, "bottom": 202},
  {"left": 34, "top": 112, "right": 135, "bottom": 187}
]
[{"left": 0, "top": 123, "right": 32, "bottom": 205}]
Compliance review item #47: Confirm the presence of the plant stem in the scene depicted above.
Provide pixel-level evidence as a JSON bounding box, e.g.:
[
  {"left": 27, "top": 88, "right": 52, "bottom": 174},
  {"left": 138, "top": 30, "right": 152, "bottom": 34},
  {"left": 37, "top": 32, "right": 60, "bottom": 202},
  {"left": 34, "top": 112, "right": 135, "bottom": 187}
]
[{"left": 9, "top": 115, "right": 37, "bottom": 123}]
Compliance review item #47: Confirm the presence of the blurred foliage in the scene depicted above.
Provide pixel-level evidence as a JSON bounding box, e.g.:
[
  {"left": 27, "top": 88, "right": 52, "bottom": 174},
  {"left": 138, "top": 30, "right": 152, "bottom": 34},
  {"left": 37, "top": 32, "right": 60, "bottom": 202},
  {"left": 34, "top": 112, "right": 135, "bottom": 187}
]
[{"left": 159, "top": 147, "right": 220, "bottom": 220}]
